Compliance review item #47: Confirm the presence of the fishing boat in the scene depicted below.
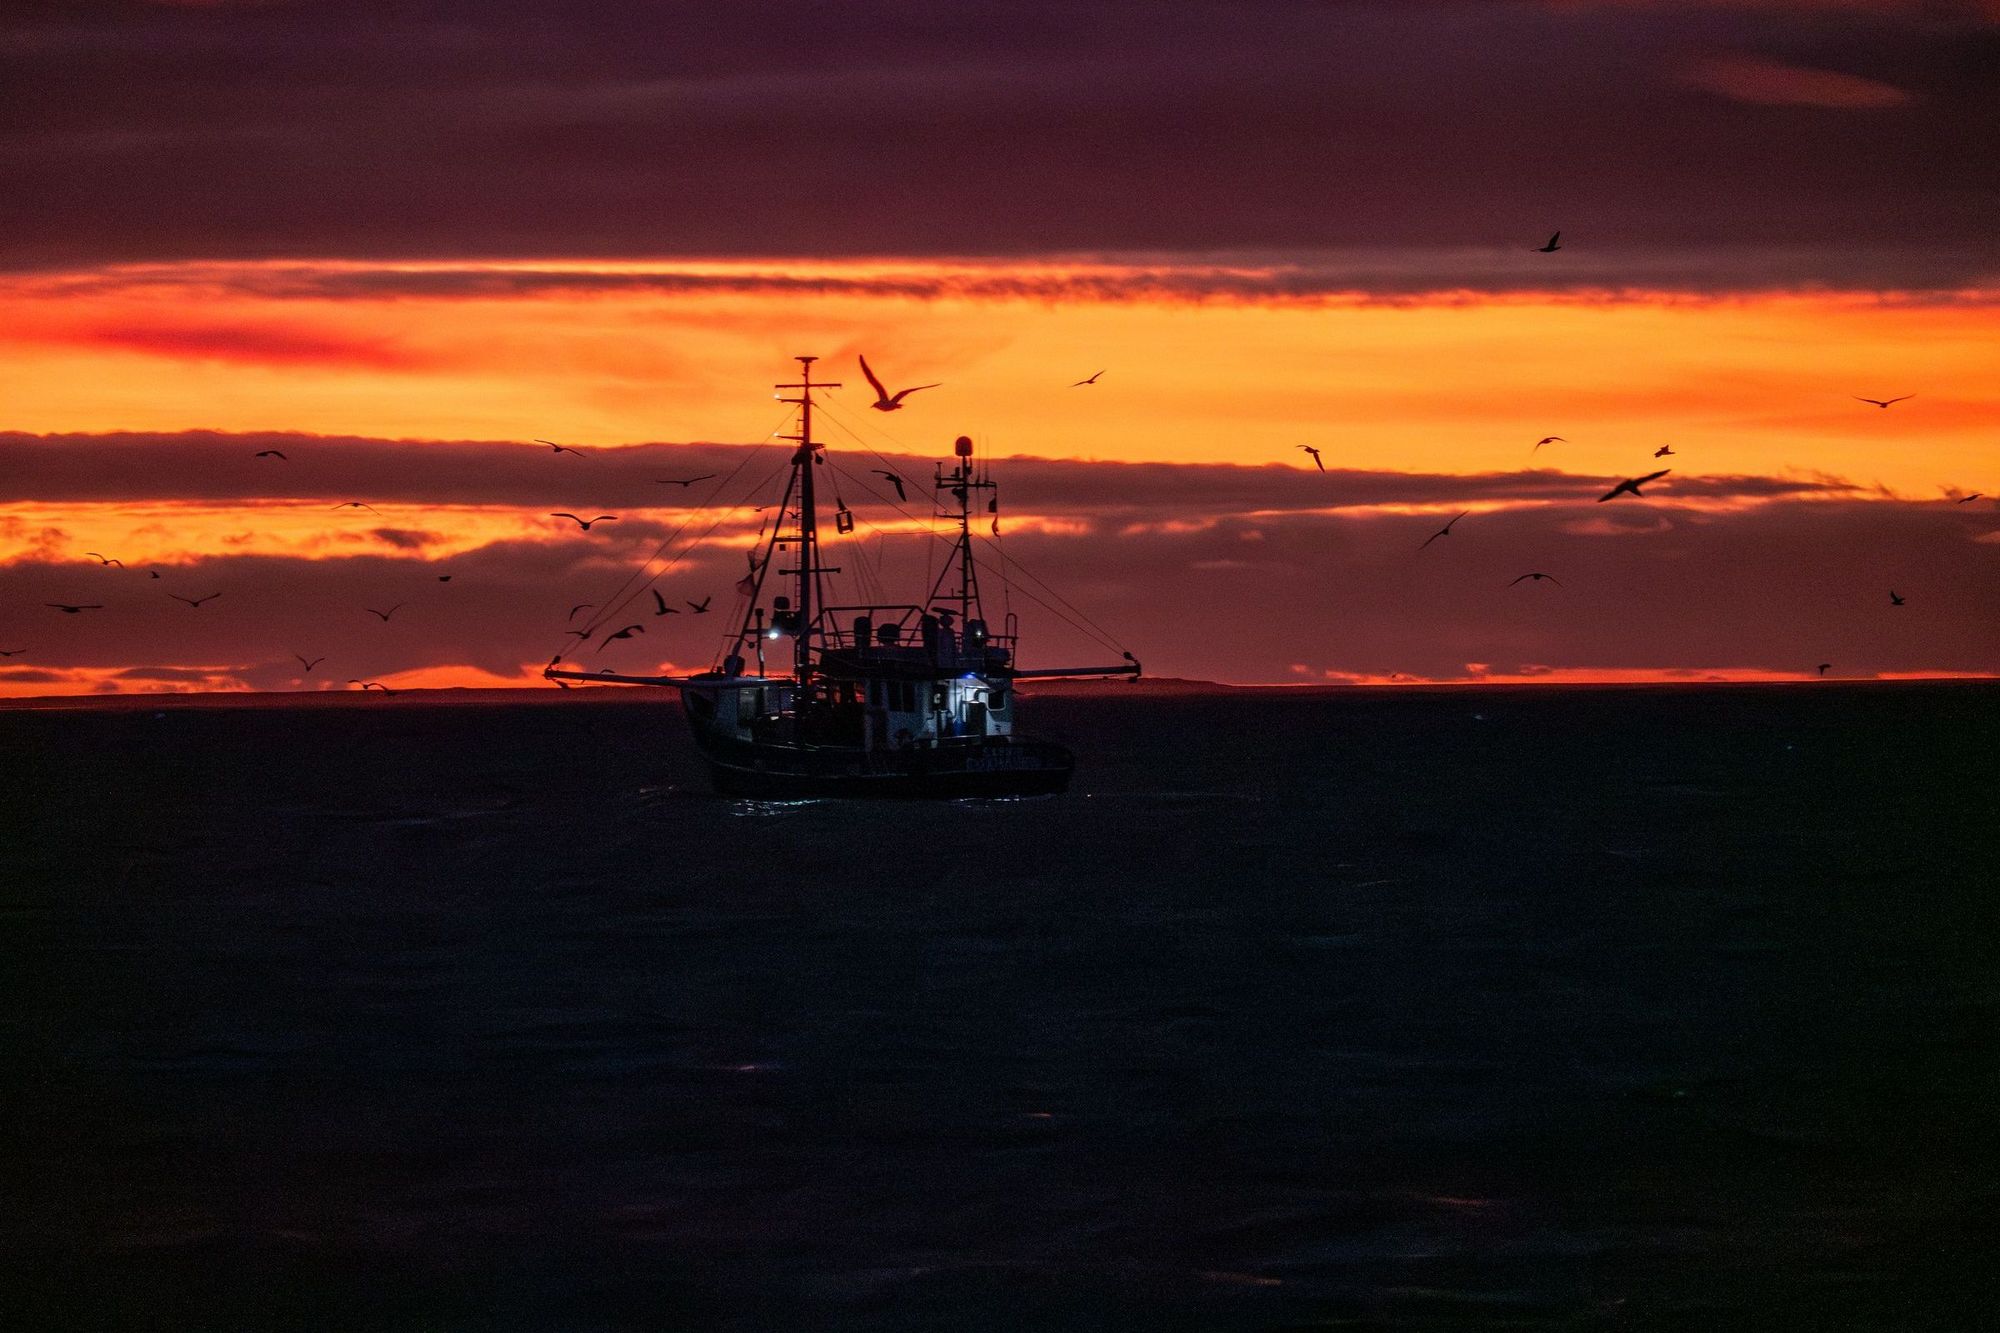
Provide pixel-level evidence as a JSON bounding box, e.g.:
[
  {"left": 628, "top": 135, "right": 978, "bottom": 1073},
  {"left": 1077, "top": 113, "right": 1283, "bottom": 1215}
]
[{"left": 546, "top": 357, "right": 1140, "bottom": 797}]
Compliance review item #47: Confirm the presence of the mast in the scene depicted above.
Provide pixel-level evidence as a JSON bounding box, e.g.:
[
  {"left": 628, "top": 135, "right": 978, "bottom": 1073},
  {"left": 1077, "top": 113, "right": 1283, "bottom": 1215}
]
[
  {"left": 931, "top": 434, "right": 991, "bottom": 631},
  {"left": 775, "top": 356, "right": 838, "bottom": 686}
]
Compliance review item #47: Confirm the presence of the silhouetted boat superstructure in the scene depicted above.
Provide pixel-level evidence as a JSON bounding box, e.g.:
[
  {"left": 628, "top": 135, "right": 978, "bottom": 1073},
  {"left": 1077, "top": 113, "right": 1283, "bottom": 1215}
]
[{"left": 547, "top": 357, "right": 1140, "bottom": 796}]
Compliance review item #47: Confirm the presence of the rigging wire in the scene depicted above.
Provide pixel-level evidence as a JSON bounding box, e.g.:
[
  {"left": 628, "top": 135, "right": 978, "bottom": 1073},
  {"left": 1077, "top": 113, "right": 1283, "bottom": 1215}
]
[
  {"left": 812, "top": 398, "right": 1127, "bottom": 655},
  {"left": 815, "top": 450, "right": 1127, "bottom": 658},
  {"left": 555, "top": 403, "right": 797, "bottom": 656}
]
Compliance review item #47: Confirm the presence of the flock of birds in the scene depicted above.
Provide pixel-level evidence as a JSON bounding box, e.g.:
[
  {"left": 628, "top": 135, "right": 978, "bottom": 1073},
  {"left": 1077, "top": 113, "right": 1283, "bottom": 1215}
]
[{"left": 6, "top": 238, "right": 1992, "bottom": 685}]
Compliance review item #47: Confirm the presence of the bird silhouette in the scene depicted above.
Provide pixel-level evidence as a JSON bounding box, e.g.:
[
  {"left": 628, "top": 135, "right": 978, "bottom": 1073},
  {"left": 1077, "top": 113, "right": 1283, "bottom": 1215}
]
[
  {"left": 1419, "top": 512, "right": 1470, "bottom": 550},
  {"left": 1533, "top": 436, "right": 1565, "bottom": 451},
  {"left": 348, "top": 679, "right": 395, "bottom": 694},
  {"left": 168, "top": 592, "right": 222, "bottom": 608},
  {"left": 1854, "top": 395, "right": 1912, "bottom": 409},
  {"left": 687, "top": 596, "right": 712, "bottom": 614},
  {"left": 551, "top": 513, "right": 617, "bottom": 530},
  {"left": 655, "top": 474, "right": 717, "bottom": 488},
  {"left": 255, "top": 449, "right": 287, "bottom": 460},
  {"left": 1654, "top": 446, "right": 1675, "bottom": 458},
  {"left": 1416, "top": 508, "right": 1480, "bottom": 548},
  {"left": 564, "top": 628, "right": 593, "bottom": 641},
  {"left": 1598, "top": 469, "right": 1671, "bottom": 502},
  {"left": 436, "top": 574, "right": 452, "bottom": 583},
  {"left": 651, "top": 590, "right": 680, "bottom": 616},
  {"left": 598, "top": 623, "right": 645, "bottom": 650},
  {"left": 567, "top": 602, "right": 595, "bottom": 621},
  {"left": 46, "top": 603, "right": 103, "bottom": 613},
  {"left": 147, "top": 569, "right": 161, "bottom": 579},
  {"left": 1954, "top": 493, "right": 1983, "bottom": 504},
  {"left": 1298, "top": 445, "right": 1324, "bottom": 472},
  {"left": 0, "top": 647, "right": 26, "bottom": 657},
  {"left": 1071, "top": 370, "right": 1105, "bottom": 387},
  {"left": 1889, "top": 591, "right": 1905, "bottom": 606},
  {"left": 1816, "top": 663, "right": 1832, "bottom": 676},
  {"left": 872, "top": 469, "right": 908, "bottom": 501},
  {"left": 1508, "top": 572, "right": 1563, "bottom": 587},
  {"left": 294, "top": 653, "right": 325, "bottom": 672},
  {"left": 535, "top": 438, "right": 590, "bottom": 457},
  {"left": 84, "top": 552, "right": 123, "bottom": 567},
  {"left": 331, "top": 501, "right": 379, "bottom": 513},
  {"left": 364, "top": 604, "right": 405, "bottom": 622},
  {"left": 1534, "top": 231, "right": 1562, "bottom": 253},
  {"left": 859, "top": 355, "right": 939, "bottom": 411}
]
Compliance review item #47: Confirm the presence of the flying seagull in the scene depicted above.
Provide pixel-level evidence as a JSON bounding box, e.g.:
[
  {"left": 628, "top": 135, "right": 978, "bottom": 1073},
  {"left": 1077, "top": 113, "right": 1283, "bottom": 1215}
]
[
  {"left": 655, "top": 474, "right": 717, "bottom": 488},
  {"left": 1854, "top": 395, "right": 1912, "bottom": 409},
  {"left": 1954, "top": 493, "right": 1983, "bottom": 504},
  {"left": 436, "top": 574, "right": 452, "bottom": 583},
  {"left": 84, "top": 552, "right": 123, "bottom": 566},
  {"left": 294, "top": 653, "right": 325, "bottom": 672},
  {"left": 567, "top": 602, "right": 595, "bottom": 621},
  {"left": 1533, "top": 436, "right": 1564, "bottom": 451},
  {"left": 1419, "top": 512, "right": 1470, "bottom": 551},
  {"left": 859, "top": 355, "right": 940, "bottom": 412},
  {"left": 1508, "top": 572, "right": 1563, "bottom": 587},
  {"left": 1816, "top": 663, "right": 1832, "bottom": 676},
  {"left": 0, "top": 647, "right": 27, "bottom": 657},
  {"left": 1889, "top": 591, "right": 1905, "bottom": 606},
  {"left": 1071, "top": 370, "right": 1105, "bottom": 387},
  {"left": 364, "top": 603, "right": 405, "bottom": 622},
  {"left": 598, "top": 623, "right": 645, "bottom": 650},
  {"left": 45, "top": 603, "right": 103, "bottom": 613},
  {"left": 551, "top": 513, "right": 617, "bottom": 530},
  {"left": 168, "top": 592, "right": 222, "bottom": 608},
  {"left": 147, "top": 570, "right": 161, "bottom": 579},
  {"left": 535, "top": 438, "right": 590, "bottom": 457},
  {"left": 872, "top": 469, "right": 908, "bottom": 501},
  {"left": 651, "top": 590, "right": 680, "bottom": 616},
  {"left": 1298, "top": 445, "right": 1325, "bottom": 472},
  {"left": 1598, "top": 469, "right": 1671, "bottom": 503},
  {"left": 687, "top": 595, "right": 712, "bottom": 614},
  {"left": 255, "top": 449, "right": 287, "bottom": 460},
  {"left": 1534, "top": 231, "right": 1562, "bottom": 253},
  {"left": 1654, "top": 446, "right": 1675, "bottom": 458},
  {"left": 564, "top": 628, "right": 593, "bottom": 641},
  {"left": 331, "top": 501, "right": 379, "bottom": 514},
  {"left": 348, "top": 679, "right": 395, "bottom": 694}
]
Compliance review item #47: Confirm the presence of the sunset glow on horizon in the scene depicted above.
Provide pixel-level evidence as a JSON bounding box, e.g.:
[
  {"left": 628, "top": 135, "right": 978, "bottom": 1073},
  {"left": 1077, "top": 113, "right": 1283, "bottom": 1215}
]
[{"left": 3, "top": 1, "right": 1996, "bottom": 695}]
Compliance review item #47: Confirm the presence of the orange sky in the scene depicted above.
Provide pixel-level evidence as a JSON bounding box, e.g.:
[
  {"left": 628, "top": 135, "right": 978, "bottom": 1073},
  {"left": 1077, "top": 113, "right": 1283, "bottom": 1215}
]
[
  {"left": 2, "top": 260, "right": 1994, "bottom": 495},
  {"left": 3, "top": 259, "right": 1996, "bottom": 695}
]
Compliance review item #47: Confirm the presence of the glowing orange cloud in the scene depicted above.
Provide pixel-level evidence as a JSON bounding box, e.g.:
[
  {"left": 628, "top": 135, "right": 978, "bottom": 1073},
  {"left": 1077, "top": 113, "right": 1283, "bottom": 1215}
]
[{"left": 0, "top": 260, "right": 1994, "bottom": 499}]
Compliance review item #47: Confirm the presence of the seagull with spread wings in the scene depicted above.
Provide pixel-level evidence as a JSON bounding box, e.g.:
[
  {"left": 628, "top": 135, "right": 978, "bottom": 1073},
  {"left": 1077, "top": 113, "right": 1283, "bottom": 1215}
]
[
  {"left": 168, "top": 592, "right": 222, "bottom": 608},
  {"left": 1297, "top": 445, "right": 1324, "bottom": 472},
  {"left": 1419, "top": 512, "right": 1470, "bottom": 550},
  {"left": 1598, "top": 469, "right": 1671, "bottom": 503},
  {"left": 859, "top": 355, "right": 939, "bottom": 412},
  {"left": 551, "top": 513, "right": 617, "bottom": 530},
  {"left": 1534, "top": 231, "right": 1562, "bottom": 253},
  {"left": 1854, "top": 395, "right": 1913, "bottom": 409}
]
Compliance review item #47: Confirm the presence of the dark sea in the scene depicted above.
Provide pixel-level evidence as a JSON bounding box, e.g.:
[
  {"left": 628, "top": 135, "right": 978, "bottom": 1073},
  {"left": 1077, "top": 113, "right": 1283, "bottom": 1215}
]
[{"left": 6, "top": 683, "right": 1998, "bottom": 1331}]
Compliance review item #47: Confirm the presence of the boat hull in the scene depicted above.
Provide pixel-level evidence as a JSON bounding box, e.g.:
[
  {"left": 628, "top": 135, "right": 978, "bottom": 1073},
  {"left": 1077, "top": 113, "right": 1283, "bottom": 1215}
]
[{"left": 695, "top": 733, "right": 1074, "bottom": 799}]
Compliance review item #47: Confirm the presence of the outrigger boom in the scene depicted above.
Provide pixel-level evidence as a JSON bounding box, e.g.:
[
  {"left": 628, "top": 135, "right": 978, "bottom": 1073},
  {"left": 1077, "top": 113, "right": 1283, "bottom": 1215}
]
[{"left": 544, "top": 356, "right": 1139, "bottom": 796}]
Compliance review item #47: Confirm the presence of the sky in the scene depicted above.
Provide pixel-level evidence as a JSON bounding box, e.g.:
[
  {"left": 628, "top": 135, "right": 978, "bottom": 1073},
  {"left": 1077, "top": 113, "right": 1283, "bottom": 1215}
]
[{"left": 1, "top": 0, "right": 1996, "bottom": 693}]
